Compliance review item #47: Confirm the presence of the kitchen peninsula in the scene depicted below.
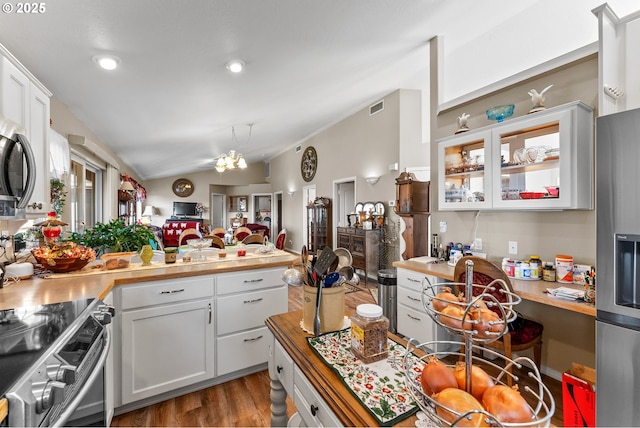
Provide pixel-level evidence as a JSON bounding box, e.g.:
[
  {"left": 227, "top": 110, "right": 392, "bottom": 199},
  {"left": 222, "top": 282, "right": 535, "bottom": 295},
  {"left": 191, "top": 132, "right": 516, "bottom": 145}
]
[{"left": 0, "top": 250, "right": 297, "bottom": 422}]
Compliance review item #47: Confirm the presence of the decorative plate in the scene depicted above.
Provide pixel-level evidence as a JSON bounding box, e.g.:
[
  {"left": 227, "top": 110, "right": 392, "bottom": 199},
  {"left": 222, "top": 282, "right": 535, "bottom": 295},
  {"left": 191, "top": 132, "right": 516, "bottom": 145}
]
[
  {"left": 301, "top": 146, "right": 317, "bottom": 182},
  {"left": 374, "top": 201, "right": 385, "bottom": 216},
  {"left": 172, "top": 178, "right": 194, "bottom": 197},
  {"left": 362, "top": 201, "right": 375, "bottom": 214},
  {"left": 354, "top": 202, "right": 364, "bottom": 214}
]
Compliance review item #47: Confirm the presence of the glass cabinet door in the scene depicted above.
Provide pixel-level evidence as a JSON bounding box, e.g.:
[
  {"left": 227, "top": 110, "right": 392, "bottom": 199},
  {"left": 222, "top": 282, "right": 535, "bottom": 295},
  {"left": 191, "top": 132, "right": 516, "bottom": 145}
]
[
  {"left": 438, "top": 129, "right": 492, "bottom": 210},
  {"left": 491, "top": 107, "right": 574, "bottom": 209}
]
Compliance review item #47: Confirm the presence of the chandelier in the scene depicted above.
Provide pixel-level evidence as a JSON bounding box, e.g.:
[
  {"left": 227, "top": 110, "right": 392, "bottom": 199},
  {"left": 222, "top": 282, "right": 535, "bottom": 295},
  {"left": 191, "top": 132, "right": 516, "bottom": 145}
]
[
  {"left": 215, "top": 124, "right": 253, "bottom": 172},
  {"left": 215, "top": 150, "right": 247, "bottom": 172}
]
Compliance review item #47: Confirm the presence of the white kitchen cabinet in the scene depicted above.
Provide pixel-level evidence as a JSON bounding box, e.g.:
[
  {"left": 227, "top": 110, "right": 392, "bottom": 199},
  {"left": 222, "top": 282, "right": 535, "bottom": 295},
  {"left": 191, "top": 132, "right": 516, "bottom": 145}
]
[
  {"left": 215, "top": 267, "right": 287, "bottom": 376},
  {"left": 593, "top": 4, "right": 640, "bottom": 115},
  {"left": 438, "top": 101, "right": 593, "bottom": 211},
  {"left": 119, "top": 276, "right": 215, "bottom": 405},
  {"left": 0, "top": 51, "right": 51, "bottom": 216},
  {"left": 396, "top": 268, "right": 453, "bottom": 349}
]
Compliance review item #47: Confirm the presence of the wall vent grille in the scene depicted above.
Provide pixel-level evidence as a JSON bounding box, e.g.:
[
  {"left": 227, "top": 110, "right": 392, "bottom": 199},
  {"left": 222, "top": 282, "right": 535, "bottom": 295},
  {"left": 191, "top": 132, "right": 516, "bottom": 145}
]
[
  {"left": 369, "top": 99, "right": 384, "bottom": 116},
  {"left": 295, "top": 144, "right": 302, "bottom": 153}
]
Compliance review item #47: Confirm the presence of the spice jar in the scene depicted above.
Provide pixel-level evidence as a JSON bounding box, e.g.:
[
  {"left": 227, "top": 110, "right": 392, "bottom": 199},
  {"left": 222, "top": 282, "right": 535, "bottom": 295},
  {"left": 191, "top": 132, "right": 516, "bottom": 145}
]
[
  {"left": 350, "top": 304, "right": 389, "bottom": 363},
  {"left": 543, "top": 263, "right": 556, "bottom": 282},
  {"left": 529, "top": 256, "right": 542, "bottom": 279},
  {"left": 164, "top": 247, "right": 177, "bottom": 264}
]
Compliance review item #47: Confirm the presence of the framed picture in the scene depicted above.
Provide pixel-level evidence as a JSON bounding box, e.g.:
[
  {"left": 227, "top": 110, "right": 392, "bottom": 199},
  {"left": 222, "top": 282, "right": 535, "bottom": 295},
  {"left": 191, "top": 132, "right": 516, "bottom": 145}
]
[{"left": 230, "top": 195, "right": 248, "bottom": 212}]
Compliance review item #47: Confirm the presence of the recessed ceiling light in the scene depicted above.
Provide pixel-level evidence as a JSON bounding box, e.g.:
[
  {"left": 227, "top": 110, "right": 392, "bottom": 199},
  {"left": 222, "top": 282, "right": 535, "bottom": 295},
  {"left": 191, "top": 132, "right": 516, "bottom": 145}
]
[
  {"left": 225, "top": 60, "right": 245, "bottom": 73},
  {"left": 92, "top": 55, "right": 120, "bottom": 71}
]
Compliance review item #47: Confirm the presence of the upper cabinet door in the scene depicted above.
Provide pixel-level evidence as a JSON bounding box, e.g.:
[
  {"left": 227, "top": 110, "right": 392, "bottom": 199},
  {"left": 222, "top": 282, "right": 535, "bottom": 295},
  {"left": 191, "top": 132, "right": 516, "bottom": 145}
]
[
  {"left": 438, "top": 101, "right": 594, "bottom": 211},
  {"left": 438, "top": 128, "right": 493, "bottom": 211}
]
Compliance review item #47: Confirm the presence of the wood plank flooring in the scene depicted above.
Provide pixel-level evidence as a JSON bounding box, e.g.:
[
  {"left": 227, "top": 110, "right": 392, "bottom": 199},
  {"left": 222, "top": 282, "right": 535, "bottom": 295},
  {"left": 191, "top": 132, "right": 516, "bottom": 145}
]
[{"left": 111, "top": 282, "right": 564, "bottom": 427}]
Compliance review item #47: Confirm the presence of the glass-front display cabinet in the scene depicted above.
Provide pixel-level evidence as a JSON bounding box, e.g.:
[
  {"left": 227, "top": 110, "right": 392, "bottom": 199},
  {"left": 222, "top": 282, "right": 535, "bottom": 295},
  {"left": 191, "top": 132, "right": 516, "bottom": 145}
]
[
  {"left": 438, "top": 129, "right": 493, "bottom": 210},
  {"left": 437, "top": 101, "right": 593, "bottom": 211}
]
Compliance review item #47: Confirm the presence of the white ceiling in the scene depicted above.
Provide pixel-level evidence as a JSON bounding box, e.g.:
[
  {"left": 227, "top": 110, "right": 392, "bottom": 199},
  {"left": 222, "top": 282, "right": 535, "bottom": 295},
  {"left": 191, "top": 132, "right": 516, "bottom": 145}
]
[{"left": 0, "top": 0, "right": 636, "bottom": 181}]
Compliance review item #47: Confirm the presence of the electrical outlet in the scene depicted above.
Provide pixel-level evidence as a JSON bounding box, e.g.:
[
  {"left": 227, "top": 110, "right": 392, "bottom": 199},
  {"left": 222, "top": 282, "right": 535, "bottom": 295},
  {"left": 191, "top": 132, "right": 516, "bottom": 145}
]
[
  {"left": 508, "top": 241, "right": 518, "bottom": 255},
  {"left": 388, "top": 200, "right": 396, "bottom": 207},
  {"left": 472, "top": 238, "right": 482, "bottom": 250}
]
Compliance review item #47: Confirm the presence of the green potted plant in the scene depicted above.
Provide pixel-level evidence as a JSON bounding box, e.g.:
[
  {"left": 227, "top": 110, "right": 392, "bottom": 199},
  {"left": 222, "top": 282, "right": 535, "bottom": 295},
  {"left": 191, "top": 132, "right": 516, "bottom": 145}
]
[{"left": 66, "top": 218, "right": 156, "bottom": 256}]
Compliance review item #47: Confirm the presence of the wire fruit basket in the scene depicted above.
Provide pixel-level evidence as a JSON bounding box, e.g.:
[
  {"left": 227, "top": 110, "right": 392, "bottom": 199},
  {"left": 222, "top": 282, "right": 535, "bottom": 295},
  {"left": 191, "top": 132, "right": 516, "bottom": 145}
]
[{"left": 403, "top": 260, "right": 555, "bottom": 427}]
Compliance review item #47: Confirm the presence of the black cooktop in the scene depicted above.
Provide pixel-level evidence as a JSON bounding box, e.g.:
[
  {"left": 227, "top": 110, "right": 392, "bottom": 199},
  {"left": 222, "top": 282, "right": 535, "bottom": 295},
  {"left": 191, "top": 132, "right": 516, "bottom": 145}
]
[{"left": 0, "top": 298, "right": 94, "bottom": 397}]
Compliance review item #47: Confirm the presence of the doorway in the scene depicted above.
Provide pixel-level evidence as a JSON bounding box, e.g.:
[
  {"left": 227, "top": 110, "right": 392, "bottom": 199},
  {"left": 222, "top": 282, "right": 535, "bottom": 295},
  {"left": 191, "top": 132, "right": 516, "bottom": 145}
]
[
  {"left": 210, "top": 193, "right": 226, "bottom": 229},
  {"left": 333, "top": 177, "right": 356, "bottom": 245},
  {"left": 272, "top": 191, "right": 283, "bottom": 241},
  {"left": 252, "top": 193, "right": 272, "bottom": 240}
]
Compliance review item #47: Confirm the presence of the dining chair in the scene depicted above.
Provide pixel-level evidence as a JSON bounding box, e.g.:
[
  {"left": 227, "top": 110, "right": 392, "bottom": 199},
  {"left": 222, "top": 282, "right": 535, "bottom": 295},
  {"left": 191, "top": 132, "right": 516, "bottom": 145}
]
[
  {"left": 452, "top": 256, "right": 543, "bottom": 378},
  {"left": 204, "top": 235, "right": 225, "bottom": 249},
  {"left": 234, "top": 226, "right": 252, "bottom": 242},
  {"left": 275, "top": 228, "right": 287, "bottom": 250},
  {"left": 178, "top": 228, "right": 203, "bottom": 246},
  {"left": 242, "top": 234, "right": 266, "bottom": 245},
  {"left": 212, "top": 227, "right": 226, "bottom": 238}
]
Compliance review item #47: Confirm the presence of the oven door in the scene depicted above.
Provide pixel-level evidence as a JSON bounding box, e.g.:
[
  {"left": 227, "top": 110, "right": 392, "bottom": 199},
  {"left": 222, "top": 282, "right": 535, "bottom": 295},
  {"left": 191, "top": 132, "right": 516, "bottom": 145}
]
[{"left": 51, "top": 326, "right": 111, "bottom": 428}]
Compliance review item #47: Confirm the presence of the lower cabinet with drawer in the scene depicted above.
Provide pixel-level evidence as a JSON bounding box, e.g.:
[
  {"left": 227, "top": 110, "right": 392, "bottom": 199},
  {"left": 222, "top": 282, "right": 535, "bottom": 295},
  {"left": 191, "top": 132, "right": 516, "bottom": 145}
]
[
  {"left": 119, "top": 276, "right": 215, "bottom": 405},
  {"left": 216, "top": 267, "right": 287, "bottom": 376},
  {"left": 396, "top": 268, "right": 454, "bottom": 349}
]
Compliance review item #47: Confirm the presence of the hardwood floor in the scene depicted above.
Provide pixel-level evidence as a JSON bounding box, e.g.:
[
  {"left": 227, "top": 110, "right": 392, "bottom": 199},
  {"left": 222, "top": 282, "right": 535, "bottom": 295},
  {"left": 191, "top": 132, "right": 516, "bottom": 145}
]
[{"left": 111, "top": 282, "right": 564, "bottom": 427}]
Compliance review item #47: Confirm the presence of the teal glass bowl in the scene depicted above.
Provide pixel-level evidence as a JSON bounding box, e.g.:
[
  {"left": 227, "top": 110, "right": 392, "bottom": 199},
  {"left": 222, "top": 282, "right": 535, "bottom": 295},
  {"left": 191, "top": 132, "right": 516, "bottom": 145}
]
[{"left": 486, "top": 104, "right": 515, "bottom": 122}]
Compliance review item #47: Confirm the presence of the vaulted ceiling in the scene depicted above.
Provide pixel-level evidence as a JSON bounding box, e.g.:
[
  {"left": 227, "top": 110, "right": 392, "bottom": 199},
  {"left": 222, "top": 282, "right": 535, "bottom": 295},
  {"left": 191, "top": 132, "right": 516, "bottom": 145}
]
[{"left": 1, "top": 0, "right": 635, "bottom": 180}]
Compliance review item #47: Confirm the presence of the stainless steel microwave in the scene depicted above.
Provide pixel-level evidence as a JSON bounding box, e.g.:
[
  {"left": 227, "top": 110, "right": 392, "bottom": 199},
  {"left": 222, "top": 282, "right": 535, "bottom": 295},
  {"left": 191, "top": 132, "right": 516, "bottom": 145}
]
[{"left": 0, "top": 116, "right": 36, "bottom": 220}]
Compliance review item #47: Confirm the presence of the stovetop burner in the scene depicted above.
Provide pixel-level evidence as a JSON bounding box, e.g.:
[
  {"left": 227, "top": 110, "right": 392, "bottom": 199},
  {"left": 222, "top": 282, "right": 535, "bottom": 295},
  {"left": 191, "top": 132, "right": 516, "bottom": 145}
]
[{"left": 0, "top": 298, "right": 94, "bottom": 397}]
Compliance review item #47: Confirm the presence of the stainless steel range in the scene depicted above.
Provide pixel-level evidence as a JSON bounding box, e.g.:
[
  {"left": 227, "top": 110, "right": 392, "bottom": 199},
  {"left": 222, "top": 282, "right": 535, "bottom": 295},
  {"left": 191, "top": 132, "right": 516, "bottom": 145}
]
[{"left": 0, "top": 298, "right": 113, "bottom": 427}]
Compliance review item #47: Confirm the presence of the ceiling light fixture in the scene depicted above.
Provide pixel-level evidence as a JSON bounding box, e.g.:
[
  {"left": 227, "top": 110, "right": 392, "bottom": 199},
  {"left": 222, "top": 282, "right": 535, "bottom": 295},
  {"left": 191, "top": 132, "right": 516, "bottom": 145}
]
[
  {"left": 92, "top": 55, "right": 120, "bottom": 71},
  {"left": 215, "top": 150, "right": 247, "bottom": 173},
  {"left": 225, "top": 60, "right": 245, "bottom": 73}
]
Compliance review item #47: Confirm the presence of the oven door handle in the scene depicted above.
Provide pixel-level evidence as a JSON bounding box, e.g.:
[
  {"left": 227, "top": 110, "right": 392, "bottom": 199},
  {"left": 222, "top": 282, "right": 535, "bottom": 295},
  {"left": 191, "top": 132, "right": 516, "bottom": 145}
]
[{"left": 51, "top": 326, "right": 111, "bottom": 428}]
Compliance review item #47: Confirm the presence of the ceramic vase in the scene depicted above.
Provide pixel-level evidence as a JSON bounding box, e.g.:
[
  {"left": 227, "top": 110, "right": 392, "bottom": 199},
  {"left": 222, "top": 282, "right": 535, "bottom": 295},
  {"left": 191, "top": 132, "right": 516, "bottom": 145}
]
[{"left": 139, "top": 244, "right": 154, "bottom": 266}]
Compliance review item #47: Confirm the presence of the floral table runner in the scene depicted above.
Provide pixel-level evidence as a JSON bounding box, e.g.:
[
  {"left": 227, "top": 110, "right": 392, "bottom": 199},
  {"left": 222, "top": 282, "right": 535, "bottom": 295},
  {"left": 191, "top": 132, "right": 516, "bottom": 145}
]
[{"left": 307, "top": 328, "right": 420, "bottom": 426}]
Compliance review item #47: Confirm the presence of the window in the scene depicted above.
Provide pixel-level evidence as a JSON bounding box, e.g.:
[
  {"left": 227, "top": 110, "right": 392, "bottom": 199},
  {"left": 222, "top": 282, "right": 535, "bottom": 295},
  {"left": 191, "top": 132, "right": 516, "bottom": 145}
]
[{"left": 70, "top": 156, "right": 103, "bottom": 232}]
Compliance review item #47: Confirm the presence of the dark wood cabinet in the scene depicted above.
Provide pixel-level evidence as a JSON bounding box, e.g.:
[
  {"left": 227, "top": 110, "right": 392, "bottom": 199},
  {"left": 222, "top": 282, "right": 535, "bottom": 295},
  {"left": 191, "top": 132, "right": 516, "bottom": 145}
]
[
  {"left": 306, "top": 204, "right": 331, "bottom": 254},
  {"left": 395, "top": 172, "right": 430, "bottom": 259},
  {"left": 336, "top": 227, "right": 382, "bottom": 286}
]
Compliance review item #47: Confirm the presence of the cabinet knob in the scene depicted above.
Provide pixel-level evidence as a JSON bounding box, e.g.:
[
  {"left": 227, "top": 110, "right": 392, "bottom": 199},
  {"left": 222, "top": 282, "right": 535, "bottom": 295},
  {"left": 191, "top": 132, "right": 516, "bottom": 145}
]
[
  {"left": 310, "top": 404, "right": 319, "bottom": 416},
  {"left": 276, "top": 365, "right": 283, "bottom": 373}
]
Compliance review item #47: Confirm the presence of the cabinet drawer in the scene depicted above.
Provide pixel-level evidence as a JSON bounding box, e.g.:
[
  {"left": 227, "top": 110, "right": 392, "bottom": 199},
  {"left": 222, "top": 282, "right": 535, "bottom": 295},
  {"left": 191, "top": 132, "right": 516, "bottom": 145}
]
[
  {"left": 273, "top": 340, "right": 294, "bottom": 395},
  {"left": 216, "top": 287, "right": 287, "bottom": 335},
  {"left": 120, "top": 276, "right": 214, "bottom": 310},
  {"left": 397, "top": 286, "right": 425, "bottom": 312},
  {"left": 293, "top": 365, "right": 341, "bottom": 427},
  {"left": 217, "top": 268, "right": 284, "bottom": 295},
  {"left": 397, "top": 305, "right": 435, "bottom": 344},
  {"left": 397, "top": 268, "right": 431, "bottom": 292},
  {"left": 217, "top": 326, "right": 270, "bottom": 376}
]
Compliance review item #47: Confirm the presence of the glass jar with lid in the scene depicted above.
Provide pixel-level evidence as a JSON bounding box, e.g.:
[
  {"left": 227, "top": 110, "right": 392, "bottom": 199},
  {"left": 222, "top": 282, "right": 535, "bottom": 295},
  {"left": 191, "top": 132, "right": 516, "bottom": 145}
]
[{"left": 350, "top": 304, "right": 389, "bottom": 363}]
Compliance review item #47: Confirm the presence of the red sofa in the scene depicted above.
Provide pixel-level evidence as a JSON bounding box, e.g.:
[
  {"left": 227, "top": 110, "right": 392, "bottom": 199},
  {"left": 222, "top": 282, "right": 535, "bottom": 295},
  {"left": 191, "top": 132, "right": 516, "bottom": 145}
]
[{"left": 162, "top": 221, "right": 205, "bottom": 247}]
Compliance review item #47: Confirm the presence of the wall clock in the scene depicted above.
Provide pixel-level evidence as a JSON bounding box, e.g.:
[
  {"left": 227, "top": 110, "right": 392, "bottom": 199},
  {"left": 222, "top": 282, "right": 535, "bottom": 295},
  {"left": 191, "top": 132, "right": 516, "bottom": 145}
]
[
  {"left": 172, "top": 178, "right": 194, "bottom": 197},
  {"left": 301, "top": 146, "right": 317, "bottom": 182}
]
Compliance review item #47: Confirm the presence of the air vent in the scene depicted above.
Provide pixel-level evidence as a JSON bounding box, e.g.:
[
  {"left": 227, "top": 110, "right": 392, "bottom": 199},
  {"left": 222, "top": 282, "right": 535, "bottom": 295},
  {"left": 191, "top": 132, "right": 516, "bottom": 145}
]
[
  {"left": 295, "top": 144, "right": 302, "bottom": 153},
  {"left": 369, "top": 99, "right": 384, "bottom": 116},
  {"left": 265, "top": 161, "right": 271, "bottom": 178}
]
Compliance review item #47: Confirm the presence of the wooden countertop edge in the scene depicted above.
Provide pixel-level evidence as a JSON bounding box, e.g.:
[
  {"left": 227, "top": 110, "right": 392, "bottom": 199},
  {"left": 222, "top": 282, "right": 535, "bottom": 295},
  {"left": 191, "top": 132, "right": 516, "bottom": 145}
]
[
  {"left": 393, "top": 260, "right": 596, "bottom": 317},
  {"left": 0, "top": 253, "right": 297, "bottom": 309},
  {"left": 266, "top": 311, "right": 418, "bottom": 427}
]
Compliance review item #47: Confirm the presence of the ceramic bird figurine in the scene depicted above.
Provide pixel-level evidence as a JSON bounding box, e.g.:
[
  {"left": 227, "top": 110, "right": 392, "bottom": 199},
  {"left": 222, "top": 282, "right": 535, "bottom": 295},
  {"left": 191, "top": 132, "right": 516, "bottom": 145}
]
[
  {"left": 528, "top": 84, "right": 553, "bottom": 113},
  {"left": 456, "top": 113, "right": 470, "bottom": 134}
]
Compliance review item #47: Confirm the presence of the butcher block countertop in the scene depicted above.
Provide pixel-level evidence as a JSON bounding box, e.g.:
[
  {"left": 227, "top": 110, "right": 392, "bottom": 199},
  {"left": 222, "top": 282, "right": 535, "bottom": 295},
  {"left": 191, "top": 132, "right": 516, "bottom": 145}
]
[
  {"left": 393, "top": 259, "right": 596, "bottom": 317},
  {"left": 0, "top": 251, "right": 297, "bottom": 310}
]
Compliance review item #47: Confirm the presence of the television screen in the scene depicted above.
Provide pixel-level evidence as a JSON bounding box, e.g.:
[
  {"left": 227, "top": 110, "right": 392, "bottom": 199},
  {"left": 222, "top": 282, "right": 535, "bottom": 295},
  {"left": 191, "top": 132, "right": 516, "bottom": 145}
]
[{"left": 173, "top": 202, "right": 198, "bottom": 217}]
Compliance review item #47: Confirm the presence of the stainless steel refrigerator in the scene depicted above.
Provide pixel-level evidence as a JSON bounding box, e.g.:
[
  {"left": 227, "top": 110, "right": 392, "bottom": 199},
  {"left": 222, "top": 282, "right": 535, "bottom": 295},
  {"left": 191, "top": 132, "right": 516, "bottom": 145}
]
[{"left": 596, "top": 107, "right": 640, "bottom": 427}]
